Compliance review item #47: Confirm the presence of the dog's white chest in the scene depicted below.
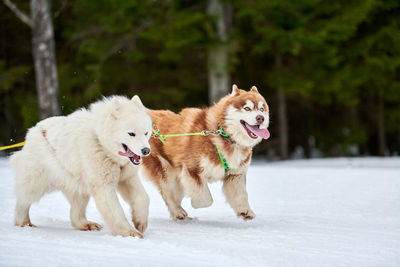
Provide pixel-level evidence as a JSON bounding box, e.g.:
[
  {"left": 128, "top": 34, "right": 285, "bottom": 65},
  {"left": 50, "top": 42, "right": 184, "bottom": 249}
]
[
  {"left": 200, "top": 149, "right": 247, "bottom": 182},
  {"left": 200, "top": 158, "right": 225, "bottom": 182},
  {"left": 225, "top": 148, "right": 246, "bottom": 170}
]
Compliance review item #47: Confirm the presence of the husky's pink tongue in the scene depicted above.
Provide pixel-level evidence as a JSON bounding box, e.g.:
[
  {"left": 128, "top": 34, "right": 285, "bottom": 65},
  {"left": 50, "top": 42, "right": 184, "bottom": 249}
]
[{"left": 246, "top": 123, "right": 270, "bottom": 139}]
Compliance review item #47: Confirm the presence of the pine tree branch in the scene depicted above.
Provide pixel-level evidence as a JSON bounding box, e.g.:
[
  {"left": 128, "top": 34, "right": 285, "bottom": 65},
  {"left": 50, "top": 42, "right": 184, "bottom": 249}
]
[{"left": 2, "top": 0, "right": 33, "bottom": 28}]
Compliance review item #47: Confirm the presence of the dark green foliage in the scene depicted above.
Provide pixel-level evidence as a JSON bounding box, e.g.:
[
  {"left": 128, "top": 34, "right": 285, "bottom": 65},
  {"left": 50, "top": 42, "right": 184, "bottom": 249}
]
[
  {"left": 0, "top": 0, "right": 399, "bottom": 156},
  {"left": 233, "top": 0, "right": 400, "bottom": 156}
]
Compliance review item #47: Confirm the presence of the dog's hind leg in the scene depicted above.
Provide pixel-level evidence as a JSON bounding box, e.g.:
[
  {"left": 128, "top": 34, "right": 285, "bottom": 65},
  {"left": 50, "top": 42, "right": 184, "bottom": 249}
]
[
  {"left": 15, "top": 200, "right": 35, "bottom": 227},
  {"left": 63, "top": 191, "right": 102, "bottom": 231},
  {"left": 143, "top": 155, "right": 188, "bottom": 221},
  {"left": 159, "top": 178, "right": 188, "bottom": 220},
  {"left": 14, "top": 180, "right": 48, "bottom": 227},
  {"left": 118, "top": 169, "right": 149, "bottom": 233},
  {"left": 12, "top": 152, "right": 51, "bottom": 227},
  {"left": 157, "top": 157, "right": 188, "bottom": 220}
]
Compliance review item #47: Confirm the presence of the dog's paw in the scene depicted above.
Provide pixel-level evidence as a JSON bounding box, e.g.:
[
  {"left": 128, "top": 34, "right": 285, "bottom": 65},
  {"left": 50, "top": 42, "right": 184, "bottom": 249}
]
[
  {"left": 15, "top": 221, "right": 36, "bottom": 228},
  {"left": 191, "top": 190, "right": 213, "bottom": 209},
  {"left": 170, "top": 207, "right": 188, "bottom": 221},
  {"left": 191, "top": 196, "right": 213, "bottom": 209},
  {"left": 78, "top": 222, "right": 102, "bottom": 231},
  {"left": 237, "top": 209, "right": 256, "bottom": 221},
  {"left": 133, "top": 220, "right": 148, "bottom": 233},
  {"left": 120, "top": 229, "right": 144, "bottom": 239}
]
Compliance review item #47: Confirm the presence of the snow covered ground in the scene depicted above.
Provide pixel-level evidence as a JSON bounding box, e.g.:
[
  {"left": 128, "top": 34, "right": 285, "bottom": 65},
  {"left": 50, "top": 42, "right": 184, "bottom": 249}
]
[{"left": 0, "top": 157, "right": 399, "bottom": 267}]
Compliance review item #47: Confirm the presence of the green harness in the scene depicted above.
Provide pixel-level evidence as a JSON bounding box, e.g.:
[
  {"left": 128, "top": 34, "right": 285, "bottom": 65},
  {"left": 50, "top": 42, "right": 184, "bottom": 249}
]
[{"left": 152, "top": 123, "right": 231, "bottom": 171}]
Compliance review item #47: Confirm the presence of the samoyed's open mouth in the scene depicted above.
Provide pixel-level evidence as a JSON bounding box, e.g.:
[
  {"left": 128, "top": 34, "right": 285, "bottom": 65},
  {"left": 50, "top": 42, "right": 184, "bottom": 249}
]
[
  {"left": 119, "top": 144, "right": 141, "bottom": 165},
  {"left": 240, "top": 120, "right": 270, "bottom": 140}
]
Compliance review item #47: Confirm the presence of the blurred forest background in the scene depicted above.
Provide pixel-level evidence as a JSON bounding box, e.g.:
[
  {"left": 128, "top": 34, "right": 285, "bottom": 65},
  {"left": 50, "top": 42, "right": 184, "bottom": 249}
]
[{"left": 1, "top": 0, "right": 399, "bottom": 159}]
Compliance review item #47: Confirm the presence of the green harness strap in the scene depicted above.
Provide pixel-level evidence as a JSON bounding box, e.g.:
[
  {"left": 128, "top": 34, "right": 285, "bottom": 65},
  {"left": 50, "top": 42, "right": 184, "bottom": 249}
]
[
  {"left": 217, "top": 127, "right": 230, "bottom": 138},
  {"left": 152, "top": 123, "right": 231, "bottom": 171},
  {"left": 215, "top": 145, "right": 230, "bottom": 171}
]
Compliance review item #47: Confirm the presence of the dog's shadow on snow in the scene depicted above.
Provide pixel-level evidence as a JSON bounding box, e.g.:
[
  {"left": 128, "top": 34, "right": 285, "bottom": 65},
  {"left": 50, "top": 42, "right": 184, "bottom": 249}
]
[{"left": 149, "top": 217, "right": 263, "bottom": 230}]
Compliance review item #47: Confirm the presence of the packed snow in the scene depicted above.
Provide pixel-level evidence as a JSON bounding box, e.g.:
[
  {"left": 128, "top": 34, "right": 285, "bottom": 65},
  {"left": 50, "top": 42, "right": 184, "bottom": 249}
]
[{"left": 0, "top": 157, "right": 399, "bottom": 266}]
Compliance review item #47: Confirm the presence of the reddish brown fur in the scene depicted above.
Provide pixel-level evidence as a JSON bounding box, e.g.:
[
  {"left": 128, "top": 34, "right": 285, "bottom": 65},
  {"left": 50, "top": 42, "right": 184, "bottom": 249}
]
[{"left": 142, "top": 85, "right": 269, "bottom": 220}]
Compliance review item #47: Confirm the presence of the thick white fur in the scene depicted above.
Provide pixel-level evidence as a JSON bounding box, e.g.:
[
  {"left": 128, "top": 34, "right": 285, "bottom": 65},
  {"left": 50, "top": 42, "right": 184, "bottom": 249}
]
[{"left": 10, "top": 95, "right": 152, "bottom": 237}]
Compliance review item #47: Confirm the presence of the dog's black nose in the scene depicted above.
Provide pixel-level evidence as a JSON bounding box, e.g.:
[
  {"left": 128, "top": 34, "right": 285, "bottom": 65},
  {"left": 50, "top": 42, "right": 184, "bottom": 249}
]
[
  {"left": 256, "top": 115, "right": 264, "bottom": 124},
  {"left": 141, "top": 147, "right": 150, "bottom": 156}
]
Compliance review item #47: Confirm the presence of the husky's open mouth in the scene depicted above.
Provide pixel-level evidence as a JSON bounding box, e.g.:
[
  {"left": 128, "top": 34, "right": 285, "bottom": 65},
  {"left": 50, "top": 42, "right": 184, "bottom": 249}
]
[
  {"left": 240, "top": 120, "right": 270, "bottom": 140},
  {"left": 119, "top": 144, "right": 141, "bottom": 165}
]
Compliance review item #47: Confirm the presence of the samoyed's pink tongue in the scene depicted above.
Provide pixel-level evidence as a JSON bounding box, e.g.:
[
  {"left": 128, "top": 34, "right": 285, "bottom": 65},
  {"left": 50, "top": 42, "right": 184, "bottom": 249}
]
[
  {"left": 119, "top": 150, "right": 135, "bottom": 157},
  {"left": 119, "top": 146, "right": 141, "bottom": 165},
  {"left": 246, "top": 123, "right": 270, "bottom": 139}
]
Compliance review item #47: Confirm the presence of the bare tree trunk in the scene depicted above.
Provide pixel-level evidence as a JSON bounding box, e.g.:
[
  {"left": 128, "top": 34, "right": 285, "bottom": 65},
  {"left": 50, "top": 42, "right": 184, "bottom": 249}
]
[
  {"left": 207, "top": 0, "right": 231, "bottom": 104},
  {"left": 377, "top": 96, "right": 386, "bottom": 156},
  {"left": 3, "top": 0, "right": 60, "bottom": 119},
  {"left": 276, "top": 54, "right": 289, "bottom": 160},
  {"left": 31, "top": 0, "right": 60, "bottom": 119}
]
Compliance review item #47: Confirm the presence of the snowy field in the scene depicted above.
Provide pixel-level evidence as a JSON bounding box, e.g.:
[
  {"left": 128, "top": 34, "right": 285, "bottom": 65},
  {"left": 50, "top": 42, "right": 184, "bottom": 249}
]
[{"left": 0, "top": 157, "right": 399, "bottom": 266}]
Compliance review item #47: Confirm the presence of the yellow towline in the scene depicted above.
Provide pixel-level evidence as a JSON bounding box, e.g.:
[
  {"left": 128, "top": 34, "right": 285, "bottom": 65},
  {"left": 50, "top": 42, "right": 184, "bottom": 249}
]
[{"left": 0, "top": 142, "right": 25, "bottom": 151}]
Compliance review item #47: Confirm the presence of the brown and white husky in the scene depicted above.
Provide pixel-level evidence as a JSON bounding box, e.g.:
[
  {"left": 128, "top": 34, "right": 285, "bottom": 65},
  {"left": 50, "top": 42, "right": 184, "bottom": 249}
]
[{"left": 142, "top": 85, "right": 270, "bottom": 221}]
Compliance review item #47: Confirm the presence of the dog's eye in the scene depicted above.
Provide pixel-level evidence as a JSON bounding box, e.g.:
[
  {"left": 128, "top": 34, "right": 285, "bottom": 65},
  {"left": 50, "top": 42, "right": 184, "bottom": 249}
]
[
  {"left": 145, "top": 132, "right": 148, "bottom": 136},
  {"left": 260, "top": 107, "right": 265, "bottom": 112},
  {"left": 128, "top": 132, "right": 136, "bottom": 137},
  {"left": 244, "top": 107, "right": 251, "bottom": 111}
]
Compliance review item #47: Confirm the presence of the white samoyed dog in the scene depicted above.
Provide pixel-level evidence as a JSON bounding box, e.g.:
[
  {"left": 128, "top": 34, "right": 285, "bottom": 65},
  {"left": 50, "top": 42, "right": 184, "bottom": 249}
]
[{"left": 10, "top": 95, "right": 152, "bottom": 238}]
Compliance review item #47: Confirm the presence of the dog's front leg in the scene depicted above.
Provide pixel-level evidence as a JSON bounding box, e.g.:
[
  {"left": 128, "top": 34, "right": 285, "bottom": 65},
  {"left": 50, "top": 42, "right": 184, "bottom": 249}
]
[
  {"left": 83, "top": 148, "right": 143, "bottom": 237},
  {"left": 223, "top": 173, "right": 255, "bottom": 221},
  {"left": 190, "top": 183, "right": 213, "bottom": 209},
  {"left": 180, "top": 163, "right": 213, "bottom": 209},
  {"left": 118, "top": 168, "right": 149, "bottom": 233},
  {"left": 91, "top": 182, "right": 143, "bottom": 238}
]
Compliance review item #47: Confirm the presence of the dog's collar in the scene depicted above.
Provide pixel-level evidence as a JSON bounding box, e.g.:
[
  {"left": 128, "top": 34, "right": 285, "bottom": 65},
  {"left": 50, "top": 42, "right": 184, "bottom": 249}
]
[{"left": 217, "top": 125, "right": 231, "bottom": 139}]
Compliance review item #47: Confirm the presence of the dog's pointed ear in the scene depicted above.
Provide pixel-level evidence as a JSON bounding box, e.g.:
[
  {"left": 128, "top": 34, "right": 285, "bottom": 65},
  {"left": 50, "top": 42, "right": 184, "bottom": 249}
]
[
  {"left": 111, "top": 97, "right": 120, "bottom": 106},
  {"left": 231, "top": 84, "right": 240, "bottom": 96},
  {"left": 131, "top": 95, "right": 145, "bottom": 108},
  {"left": 110, "top": 97, "right": 121, "bottom": 120},
  {"left": 250, "top": 86, "right": 258, "bottom": 93}
]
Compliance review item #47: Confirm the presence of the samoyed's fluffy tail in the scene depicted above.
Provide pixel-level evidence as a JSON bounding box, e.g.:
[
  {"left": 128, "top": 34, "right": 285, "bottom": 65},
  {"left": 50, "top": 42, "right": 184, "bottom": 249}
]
[{"left": 9, "top": 150, "right": 22, "bottom": 174}]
